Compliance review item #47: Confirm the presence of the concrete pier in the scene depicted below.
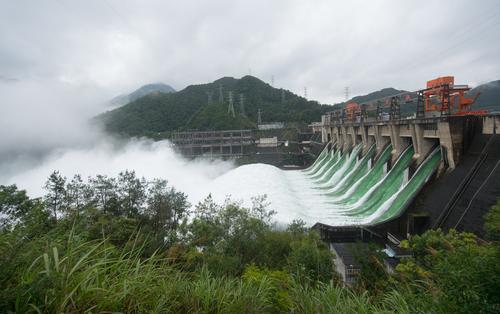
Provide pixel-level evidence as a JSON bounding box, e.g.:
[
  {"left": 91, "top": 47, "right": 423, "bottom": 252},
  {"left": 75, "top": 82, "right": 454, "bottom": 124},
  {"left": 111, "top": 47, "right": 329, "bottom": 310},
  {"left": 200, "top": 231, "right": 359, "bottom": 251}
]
[{"left": 311, "top": 114, "right": 498, "bottom": 170}]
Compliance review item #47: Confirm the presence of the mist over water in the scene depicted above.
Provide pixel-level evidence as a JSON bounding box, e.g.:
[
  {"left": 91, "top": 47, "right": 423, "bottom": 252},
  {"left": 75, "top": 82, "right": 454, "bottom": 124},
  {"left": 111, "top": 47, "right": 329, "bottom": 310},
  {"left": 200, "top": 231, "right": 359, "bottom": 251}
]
[
  {"left": 3, "top": 138, "right": 235, "bottom": 203},
  {"left": 0, "top": 79, "right": 231, "bottom": 203}
]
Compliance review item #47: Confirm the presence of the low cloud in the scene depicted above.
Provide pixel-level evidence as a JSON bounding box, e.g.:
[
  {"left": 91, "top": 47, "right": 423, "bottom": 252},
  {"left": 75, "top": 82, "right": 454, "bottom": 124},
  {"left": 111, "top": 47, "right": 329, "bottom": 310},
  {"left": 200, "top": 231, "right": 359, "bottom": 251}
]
[
  {"left": 0, "top": 79, "right": 109, "bottom": 177},
  {"left": 4, "top": 138, "right": 234, "bottom": 206},
  {"left": 1, "top": 1, "right": 499, "bottom": 103}
]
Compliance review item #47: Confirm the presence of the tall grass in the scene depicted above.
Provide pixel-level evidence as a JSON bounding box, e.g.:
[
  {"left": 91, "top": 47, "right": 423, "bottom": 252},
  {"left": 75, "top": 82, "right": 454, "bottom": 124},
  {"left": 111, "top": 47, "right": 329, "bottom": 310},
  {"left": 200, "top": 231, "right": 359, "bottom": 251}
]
[{"left": 2, "top": 234, "right": 413, "bottom": 313}]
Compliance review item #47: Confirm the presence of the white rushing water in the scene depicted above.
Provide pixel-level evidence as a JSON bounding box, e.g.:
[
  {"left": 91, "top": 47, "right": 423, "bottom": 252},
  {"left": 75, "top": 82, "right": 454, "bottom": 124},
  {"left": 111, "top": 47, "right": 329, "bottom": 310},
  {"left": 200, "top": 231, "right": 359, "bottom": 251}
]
[
  {"left": 205, "top": 163, "right": 359, "bottom": 226},
  {"left": 3, "top": 139, "right": 441, "bottom": 227}
]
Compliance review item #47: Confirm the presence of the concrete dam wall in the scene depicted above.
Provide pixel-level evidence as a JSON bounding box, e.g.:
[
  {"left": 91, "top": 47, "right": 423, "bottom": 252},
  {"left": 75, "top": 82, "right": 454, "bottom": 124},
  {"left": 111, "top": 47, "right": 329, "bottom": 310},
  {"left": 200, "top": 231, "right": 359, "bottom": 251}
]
[{"left": 311, "top": 113, "right": 500, "bottom": 238}]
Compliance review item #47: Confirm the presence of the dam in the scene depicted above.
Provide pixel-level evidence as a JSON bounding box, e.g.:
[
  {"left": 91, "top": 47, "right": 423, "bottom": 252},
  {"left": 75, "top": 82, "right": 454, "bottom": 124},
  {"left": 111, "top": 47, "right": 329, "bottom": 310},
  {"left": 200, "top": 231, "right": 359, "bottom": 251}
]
[
  {"left": 307, "top": 76, "right": 500, "bottom": 240},
  {"left": 207, "top": 77, "right": 499, "bottom": 241}
]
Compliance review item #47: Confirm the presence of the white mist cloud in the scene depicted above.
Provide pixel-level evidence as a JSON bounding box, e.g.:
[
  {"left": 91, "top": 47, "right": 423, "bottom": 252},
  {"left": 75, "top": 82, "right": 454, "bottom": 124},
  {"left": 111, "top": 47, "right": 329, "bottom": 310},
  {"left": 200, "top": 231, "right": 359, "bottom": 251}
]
[
  {"left": 4, "top": 138, "right": 235, "bottom": 205},
  {"left": 0, "top": 78, "right": 109, "bottom": 178}
]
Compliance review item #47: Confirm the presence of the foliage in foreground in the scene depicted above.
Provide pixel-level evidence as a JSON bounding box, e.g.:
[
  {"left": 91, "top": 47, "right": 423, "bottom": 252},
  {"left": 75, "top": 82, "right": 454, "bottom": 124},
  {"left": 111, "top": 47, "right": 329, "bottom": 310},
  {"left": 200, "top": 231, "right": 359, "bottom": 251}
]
[{"left": 0, "top": 233, "right": 402, "bottom": 314}]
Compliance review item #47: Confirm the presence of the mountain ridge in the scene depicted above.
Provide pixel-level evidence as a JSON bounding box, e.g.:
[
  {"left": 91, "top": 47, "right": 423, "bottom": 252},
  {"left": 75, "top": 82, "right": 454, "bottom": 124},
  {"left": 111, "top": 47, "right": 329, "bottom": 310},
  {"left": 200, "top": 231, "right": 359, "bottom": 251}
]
[
  {"left": 99, "top": 75, "right": 332, "bottom": 137},
  {"left": 99, "top": 77, "right": 500, "bottom": 138},
  {"left": 110, "top": 83, "right": 176, "bottom": 106}
]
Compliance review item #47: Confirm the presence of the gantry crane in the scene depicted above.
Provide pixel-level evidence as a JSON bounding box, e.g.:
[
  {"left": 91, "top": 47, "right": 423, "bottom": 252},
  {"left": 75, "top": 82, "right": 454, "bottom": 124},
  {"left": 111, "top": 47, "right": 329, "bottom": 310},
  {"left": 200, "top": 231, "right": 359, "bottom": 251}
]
[{"left": 420, "top": 76, "right": 483, "bottom": 116}]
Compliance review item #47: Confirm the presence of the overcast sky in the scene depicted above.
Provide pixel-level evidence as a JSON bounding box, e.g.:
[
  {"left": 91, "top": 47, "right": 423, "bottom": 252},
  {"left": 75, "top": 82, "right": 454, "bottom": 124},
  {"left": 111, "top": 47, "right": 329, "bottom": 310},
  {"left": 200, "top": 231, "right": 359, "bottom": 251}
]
[{"left": 1, "top": 0, "right": 499, "bottom": 103}]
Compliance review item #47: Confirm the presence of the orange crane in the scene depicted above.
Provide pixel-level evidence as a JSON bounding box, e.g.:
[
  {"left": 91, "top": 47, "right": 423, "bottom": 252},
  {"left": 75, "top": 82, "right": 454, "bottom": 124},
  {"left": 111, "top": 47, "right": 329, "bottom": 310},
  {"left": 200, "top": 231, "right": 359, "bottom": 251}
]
[
  {"left": 345, "top": 102, "right": 360, "bottom": 121},
  {"left": 423, "top": 76, "right": 483, "bottom": 115}
]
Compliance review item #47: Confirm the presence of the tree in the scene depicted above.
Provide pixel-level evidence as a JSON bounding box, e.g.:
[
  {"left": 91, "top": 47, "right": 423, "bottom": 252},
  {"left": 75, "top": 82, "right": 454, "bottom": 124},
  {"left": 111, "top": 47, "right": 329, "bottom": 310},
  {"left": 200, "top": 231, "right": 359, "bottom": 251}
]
[
  {"left": 89, "top": 175, "right": 118, "bottom": 215},
  {"left": 286, "top": 231, "right": 334, "bottom": 284},
  {"left": 43, "top": 171, "right": 66, "bottom": 222},
  {"left": 117, "top": 171, "right": 147, "bottom": 217},
  {"left": 65, "top": 174, "right": 85, "bottom": 217},
  {"left": 484, "top": 197, "right": 500, "bottom": 241},
  {"left": 0, "top": 185, "right": 33, "bottom": 229},
  {"left": 287, "top": 219, "right": 307, "bottom": 237},
  {"left": 352, "top": 243, "right": 390, "bottom": 294},
  {"left": 397, "top": 228, "right": 500, "bottom": 313},
  {"left": 146, "top": 179, "right": 189, "bottom": 245}
]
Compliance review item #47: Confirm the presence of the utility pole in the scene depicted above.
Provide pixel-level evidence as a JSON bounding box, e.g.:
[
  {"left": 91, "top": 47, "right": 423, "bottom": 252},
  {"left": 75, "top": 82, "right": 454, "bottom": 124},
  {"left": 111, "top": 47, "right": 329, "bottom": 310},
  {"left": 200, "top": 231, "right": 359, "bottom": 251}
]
[
  {"left": 239, "top": 93, "right": 246, "bottom": 117},
  {"left": 206, "top": 91, "right": 213, "bottom": 105},
  {"left": 219, "top": 84, "right": 224, "bottom": 103},
  {"left": 227, "top": 91, "right": 235, "bottom": 117},
  {"left": 257, "top": 109, "right": 262, "bottom": 124}
]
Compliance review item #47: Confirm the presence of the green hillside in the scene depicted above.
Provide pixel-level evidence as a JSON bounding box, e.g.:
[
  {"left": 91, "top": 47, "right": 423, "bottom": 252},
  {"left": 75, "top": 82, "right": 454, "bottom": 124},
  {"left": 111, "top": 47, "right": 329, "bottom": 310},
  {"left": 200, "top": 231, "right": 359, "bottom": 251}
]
[
  {"left": 469, "top": 80, "right": 500, "bottom": 112},
  {"left": 186, "top": 102, "right": 256, "bottom": 130},
  {"left": 98, "top": 76, "right": 332, "bottom": 137},
  {"left": 331, "top": 88, "right": 416, "bottom": 116}
]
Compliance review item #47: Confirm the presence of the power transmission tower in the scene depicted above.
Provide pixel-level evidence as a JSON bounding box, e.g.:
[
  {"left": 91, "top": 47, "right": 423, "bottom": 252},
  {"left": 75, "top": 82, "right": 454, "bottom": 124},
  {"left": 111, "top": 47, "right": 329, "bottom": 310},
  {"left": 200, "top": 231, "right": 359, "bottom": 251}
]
[
  {"left": 304, "top": 87, "right": 308, "bottom": 99},
  {"left": 219, "top": 84, "right": 224, "bottom": 103},
  {"left": 257, "top": 109, "right": 262, "bottom": 124},
  {"left": 227, "top": 91, "right": 235, "bottom": 117},
  {"left": 271, "top": 75, "right": 274, "bottom": 86},
  {"left": 344, "top": 86, "right": 350, "bottom": 101},
  {"left": 206, "top": 91, "right": 213, "bottom": 105},
  {"left": 239, "top": 93, "right": 246, "bottom": 117},
  {"left": 281, "top": 89, "right": 285, "bottom": 103}
]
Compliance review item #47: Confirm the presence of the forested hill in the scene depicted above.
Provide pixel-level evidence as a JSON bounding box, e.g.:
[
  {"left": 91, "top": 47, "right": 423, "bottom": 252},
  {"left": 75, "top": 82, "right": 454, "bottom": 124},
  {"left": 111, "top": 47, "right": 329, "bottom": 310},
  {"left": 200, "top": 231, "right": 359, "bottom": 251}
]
[
  {"left": 98, "top": 76, "right": 332, "bottom": 137},
  {"left": 469, "top": 80, "right": 500, "bottom": 112},
  {"left": 332, "top": 87, "right": 410, "bottom": 109}
]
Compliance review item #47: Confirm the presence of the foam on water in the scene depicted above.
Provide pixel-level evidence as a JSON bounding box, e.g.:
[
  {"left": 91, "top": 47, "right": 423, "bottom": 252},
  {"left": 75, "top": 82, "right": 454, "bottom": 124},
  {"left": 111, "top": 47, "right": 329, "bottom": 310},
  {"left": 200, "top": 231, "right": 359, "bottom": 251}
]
[{"left": 204, "top": 143, "right": 441, "bottom": 227}]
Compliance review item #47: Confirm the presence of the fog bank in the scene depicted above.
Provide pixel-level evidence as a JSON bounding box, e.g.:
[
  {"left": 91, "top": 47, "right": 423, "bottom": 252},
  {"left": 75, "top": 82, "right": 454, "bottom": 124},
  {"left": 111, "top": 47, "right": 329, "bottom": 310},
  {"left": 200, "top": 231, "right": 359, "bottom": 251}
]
[{"left": 4, "top": 138, "right": 235, "bottom": 207}]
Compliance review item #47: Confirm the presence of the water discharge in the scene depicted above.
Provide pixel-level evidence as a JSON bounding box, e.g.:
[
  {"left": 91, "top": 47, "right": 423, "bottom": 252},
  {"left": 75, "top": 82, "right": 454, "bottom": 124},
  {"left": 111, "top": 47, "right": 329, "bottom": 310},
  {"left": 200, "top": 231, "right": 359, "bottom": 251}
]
[
  {"left": 207, "top": 143, "right": 441, "bottom": 227},
  {"left": 5, "top": 138, "right": 441, "bottom": 228}
]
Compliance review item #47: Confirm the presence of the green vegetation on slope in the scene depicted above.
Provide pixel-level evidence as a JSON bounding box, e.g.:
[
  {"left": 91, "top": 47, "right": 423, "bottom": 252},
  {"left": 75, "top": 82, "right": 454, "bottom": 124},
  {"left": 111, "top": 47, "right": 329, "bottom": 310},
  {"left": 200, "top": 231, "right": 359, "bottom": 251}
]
[
  {"left": 468, "top": 80, "right": 500, "bottom": 112},
  {"left": 98, "top": 76, "right": 332, "bottom": 137},
  {"left": 186, "top": 101, "right": 256, "bottom": 130}
]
